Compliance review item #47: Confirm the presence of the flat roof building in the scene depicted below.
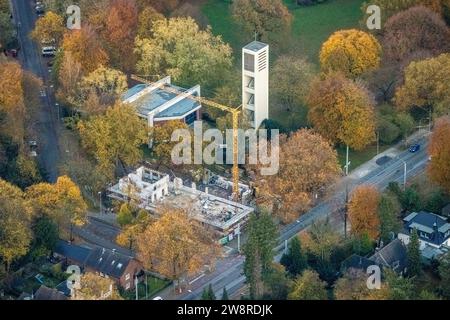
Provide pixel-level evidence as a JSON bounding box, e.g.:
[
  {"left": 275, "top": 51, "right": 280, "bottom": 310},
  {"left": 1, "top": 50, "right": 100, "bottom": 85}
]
[
  {"left": 108, "top": 167, "right": 254, "bottom": 244},
  {"left": 122, "top": 76, "right": 201, "bottom": 127}
]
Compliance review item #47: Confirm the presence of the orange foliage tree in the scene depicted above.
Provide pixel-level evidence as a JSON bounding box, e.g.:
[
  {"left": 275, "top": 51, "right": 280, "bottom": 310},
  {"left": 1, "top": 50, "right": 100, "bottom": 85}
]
[
  {"left": 307, "top": 73, "right": 376, "bottom": 151},
  {"left": 105, "top": 0, "right": 138, "bottom": 71},
  {"left": 348, "top": 185, "right": 381, "bottom": 241},
  {"left": 255, "top": 129, "right": 341, "bottom": 224},
  {"left": 61, "top": 25, "right": 109, "bottom": 73},
  {"left": 136, "top": 206, "right": 219, "bottom": 283},
  {"left": 428, "top": 116, "right": 450, "bottom": 194}
]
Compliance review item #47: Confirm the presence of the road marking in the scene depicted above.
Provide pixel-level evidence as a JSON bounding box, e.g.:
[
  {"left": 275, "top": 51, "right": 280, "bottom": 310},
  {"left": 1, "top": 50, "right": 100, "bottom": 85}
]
[{"left": 189, "top": 273, "right": 205, "bottom": 285}]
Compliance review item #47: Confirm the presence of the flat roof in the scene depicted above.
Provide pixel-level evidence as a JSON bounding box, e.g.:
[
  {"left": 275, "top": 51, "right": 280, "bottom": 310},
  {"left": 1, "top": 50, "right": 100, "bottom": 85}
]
[
  {"left": 244, "top": 41, "right": 268, "bottom": 52},
  {"left": 132, "top": 87, "right": 178, "bottom": 116},
  {"left": 123, "top": 84, "right": 199, "bottom": 119},
  {"left": 154, "top": 98, "right": 200, "bottom": 119},
  {"left": 163, "top": 186, "right": 253, "bottom": 231}
]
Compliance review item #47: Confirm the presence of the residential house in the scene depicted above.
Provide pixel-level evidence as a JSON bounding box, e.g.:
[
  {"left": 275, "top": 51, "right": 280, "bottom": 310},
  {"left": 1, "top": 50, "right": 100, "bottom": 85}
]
[
  {"left": 33, "top": 285, "right": 68, "bottom": 300},
  {"left": 369, "top": 239, "right": 408, "bottom": 275},
  {"left": 54, "top": 241, "right": 143, "bottom": 291},
  {"left": 398, "top": 211, "right": 450, "bottom": 260}
]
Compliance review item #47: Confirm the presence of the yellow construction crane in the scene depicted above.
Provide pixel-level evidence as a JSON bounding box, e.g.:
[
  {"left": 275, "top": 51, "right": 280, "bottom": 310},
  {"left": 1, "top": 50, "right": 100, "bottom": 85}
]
[{"left": 131, "top": 75, "right": 242, "bottom": 199}]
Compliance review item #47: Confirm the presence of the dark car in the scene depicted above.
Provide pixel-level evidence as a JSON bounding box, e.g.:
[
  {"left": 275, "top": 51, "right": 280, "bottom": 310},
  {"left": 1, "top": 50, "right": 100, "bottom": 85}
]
[{"left": 409, "top": 144, "right": 421, "bottom": 153}]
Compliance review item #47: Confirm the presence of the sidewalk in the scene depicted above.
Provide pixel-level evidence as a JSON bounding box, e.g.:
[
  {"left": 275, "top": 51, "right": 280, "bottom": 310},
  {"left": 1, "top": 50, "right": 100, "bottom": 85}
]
[{"left": 347, "top": 129, "right": 430, "bottom": 180}]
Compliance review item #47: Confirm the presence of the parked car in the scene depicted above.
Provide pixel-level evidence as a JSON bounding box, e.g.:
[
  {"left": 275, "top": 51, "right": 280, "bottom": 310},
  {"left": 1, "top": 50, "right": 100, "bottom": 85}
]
[
  {"left": 409, "top": 144, "right": 421, "bottom": 153},
  {"left": 42, "top": 46, "right": 56, "bottom": 57}
]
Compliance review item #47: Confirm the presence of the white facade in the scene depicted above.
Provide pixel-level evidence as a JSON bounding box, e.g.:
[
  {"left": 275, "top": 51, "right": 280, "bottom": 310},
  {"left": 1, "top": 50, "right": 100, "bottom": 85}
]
[
  {"left": 242, "top": 41, "right": 269, "bottom": 129},
  {"left": 111, "top": 167, "right": 169, "bottom": 205}
]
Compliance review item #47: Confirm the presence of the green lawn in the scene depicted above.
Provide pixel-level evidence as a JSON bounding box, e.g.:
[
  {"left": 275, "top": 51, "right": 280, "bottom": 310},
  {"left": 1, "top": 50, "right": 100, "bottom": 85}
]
[
  {"left": 121, "top": 275, "right": 171, "bottom": 300},
  {"left": 337, "top": 144, "right": 390, "bottom": 172},
  {"left": 202, "top": 0, "right": 365, "bottom": 64}
]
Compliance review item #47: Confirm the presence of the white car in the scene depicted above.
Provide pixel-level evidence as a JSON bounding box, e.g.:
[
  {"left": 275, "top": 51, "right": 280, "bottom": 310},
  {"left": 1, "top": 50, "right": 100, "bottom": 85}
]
[
  {"left": 152, "top": 296, "right": 163, "bottom": 300},
  {"left": 42, "top": 46, "right": 56, "bottom": 57}
]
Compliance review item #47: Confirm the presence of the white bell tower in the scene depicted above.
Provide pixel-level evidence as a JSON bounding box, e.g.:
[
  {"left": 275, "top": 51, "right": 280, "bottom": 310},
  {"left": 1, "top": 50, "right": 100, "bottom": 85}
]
[{"left": 242, "top": 41, "right": 269, "bottom": 129}]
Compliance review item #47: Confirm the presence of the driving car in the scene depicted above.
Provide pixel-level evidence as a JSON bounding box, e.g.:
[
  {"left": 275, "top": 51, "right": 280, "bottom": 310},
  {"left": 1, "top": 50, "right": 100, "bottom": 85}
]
[{"left": 409, "top": 144, "right": 421, "bottom": 153}]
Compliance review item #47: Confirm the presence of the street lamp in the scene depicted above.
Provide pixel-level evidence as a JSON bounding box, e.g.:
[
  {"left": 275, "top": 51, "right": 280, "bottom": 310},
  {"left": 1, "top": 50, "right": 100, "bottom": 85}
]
[
  {"left": 401, "top": 160, "right": 407, "bottom": 191},
  {"left": 98, "top": 191, "right": 102, "bottom": 214}
]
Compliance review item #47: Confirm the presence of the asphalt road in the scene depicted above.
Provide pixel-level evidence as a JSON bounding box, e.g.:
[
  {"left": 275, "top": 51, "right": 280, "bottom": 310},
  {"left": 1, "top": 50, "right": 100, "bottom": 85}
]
[
  {"left": 12, "top": 0, "right": 60, "bottom": 182},
  {"left": 178, "top": 137, "right": 430, "bottom": 300}
]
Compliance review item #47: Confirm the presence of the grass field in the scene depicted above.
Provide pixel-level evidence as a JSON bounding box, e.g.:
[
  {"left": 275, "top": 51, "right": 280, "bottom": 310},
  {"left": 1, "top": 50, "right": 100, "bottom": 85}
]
[
  {"left": 121, "top": 275, "right": 171, "bottom": 300},
  {"left": 337, "top": 144, "right": 390, "bottom": 171},
  {"left": 201, "top": 0, "right": 387, "bottom": 173},
  {"left": 201, "top": 0, "right": 365, "bottom": 64}
]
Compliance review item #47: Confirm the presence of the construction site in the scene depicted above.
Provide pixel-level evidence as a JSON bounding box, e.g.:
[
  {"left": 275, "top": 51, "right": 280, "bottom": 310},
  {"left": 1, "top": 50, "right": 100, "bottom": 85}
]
[{"left": 107, "top": 166, "right": 254, "bottom": 244}]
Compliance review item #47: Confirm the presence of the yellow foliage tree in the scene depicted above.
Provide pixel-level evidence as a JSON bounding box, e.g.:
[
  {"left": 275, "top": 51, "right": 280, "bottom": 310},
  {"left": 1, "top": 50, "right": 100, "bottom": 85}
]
[
  {"left": 78, "top": 103, "right": 148, "bottom": 179},
  {"left": 320, "top": 29, "right": 381, "bottom": 78},
  {"left": 348, "top": 185, "right": 381, "bottom": 241},
  {"left": 61, "top": 25, "right": 109, "bottom": 73},
  {"left": 307, "top": 73, "right": 376, "bottom": 150},
  {"left": 255, "top": 129, "right": 341, "bottom": 224},
  {"left": 26, "top": 175, "right": 88, "bottom": 230},
  {"left": 0, "top": 179, "right": 33, "bottom": 271},
  {"left": 74, "top": 272, "right": 122, "bottom": 300},
  {"left": 395, "top": 53, "right": 450, "bottom": 115},
  {"left": 136, "top": 206, "right": 219, "bottom": 283},
  {"left": 30, "top": 11, "right": 65, "bottom": 45}
]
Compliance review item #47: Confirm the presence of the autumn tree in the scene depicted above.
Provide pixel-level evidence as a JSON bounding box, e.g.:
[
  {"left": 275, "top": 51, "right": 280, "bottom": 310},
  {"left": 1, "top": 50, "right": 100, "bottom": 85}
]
[
  {"left": 150, "top": 120, "right": 189, "bottom": 168},
  {"left": 0, "top": 179, "right": 33, "bottom": 272},
  {"left": 362, "top": 0, "right": 448, "bottom": 24},
  {"left": 307, "top": 73, "right": 376, "bottom": 151},
  {"left": 288, "top": 270, "right": 328, "bottom": 300},
  {"left": 428, "top": 117, "right": 450, "bottom": 193},
  {"left": 74, "top": 272, "right": 121, "bottom": 300},
  {"left": 231, "top": 0, "right": 292, "bottom": 40},
  {"left": 243, "top": 211, "right": 278, "bottom": 299},
  {"left": 334, "top": 269, "right": 388, "bottom": 300},
  {"left": 0, "top": 61, "right": 24, "bottom": 114},
  {"left": 105, "top": 0, "right": 138, "bottom": 71},
  {"left": 137, "top": 6, "right": 164, "bottom": 39},
  {"left": 383, "top": 6, "right": 450, "bottom": 63},
  {"left": 138, "top": 0, "right": 181, "bottom": 13},
  {"left": 348, "top": 185, "right": 381, "bottom": 241},
  {"left": 136, "top": 206, "right": 219, "bottom": 284},
  {"left": 301, "top": 219, "right": 341, "bottom": 264},
  {"left": 135, "top": 17, "right": 233, "bottom": 89},
  {"left": 395, "top": 53, "right": 450, "bottom": 115},
  {"left": 0, "top": 62, "right": 25, "bottom": 142},
  {"left": 30, "top": 11, "right": 65, "bottom": 45},
  {"left": 116, "top": 206, "right": 152, "bottom": 250},
  {"left": 61, "top": 25, "right": 109, "bottom": 73},
  {"left": 78, "top": 103, "right": 147, "bottom": 179},
  {"left": 256, "top": 129, "right": 341, "bottom": 224},
  {"left": 320, "top": 29, "right": 381, "bottom": 78},
  {"left": 56, "top": 51, "right": 83, "bottom": 107},
  {"left": 77, "top": 66, "right": 128, "bottom": 112},
  {"left": 26, "top": 176, "right": 88, "bottom": 235},
  {"left": 271, "top": 55, "right": 316, "bottom": 113}
]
